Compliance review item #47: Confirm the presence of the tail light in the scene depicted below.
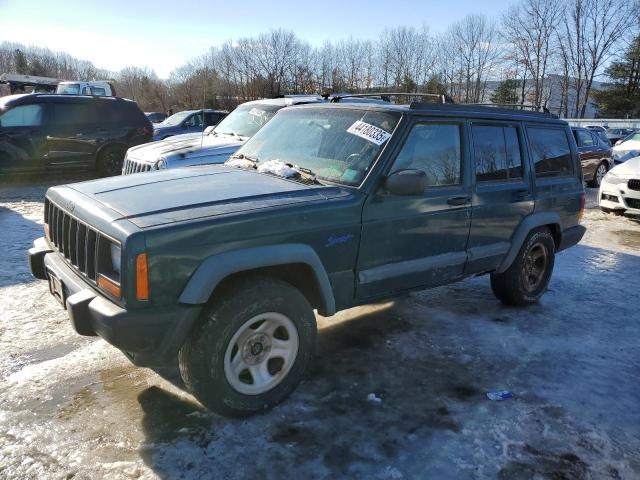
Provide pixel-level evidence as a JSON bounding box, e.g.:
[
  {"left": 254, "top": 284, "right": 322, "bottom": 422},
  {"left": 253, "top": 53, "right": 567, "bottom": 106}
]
[{"left": 137, "top": 125, "right": 153, "bottom": 136}]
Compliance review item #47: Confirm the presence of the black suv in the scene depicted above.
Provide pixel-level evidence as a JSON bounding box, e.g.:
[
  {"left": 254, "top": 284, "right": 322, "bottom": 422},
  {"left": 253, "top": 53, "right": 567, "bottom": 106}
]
[
  {"left": 29, "top": 97, "right": 586, "bottom": 416},
  {"left": 0, "top": 94, "right": 152, "bottom": 177}
]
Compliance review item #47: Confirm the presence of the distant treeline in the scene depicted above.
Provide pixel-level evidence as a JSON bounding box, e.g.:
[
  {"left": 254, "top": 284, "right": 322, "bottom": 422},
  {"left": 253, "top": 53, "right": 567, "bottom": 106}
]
[{"left": 1, "top": 0, "right": 637, "bottom": 118}]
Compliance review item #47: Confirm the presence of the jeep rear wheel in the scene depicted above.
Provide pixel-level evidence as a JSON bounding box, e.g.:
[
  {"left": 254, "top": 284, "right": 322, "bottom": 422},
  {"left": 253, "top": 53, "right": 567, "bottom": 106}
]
[
  {"left": 490, "top": 228, "right": 555, "bottom": 306},
  {"left": 179, "top": 275, "right": 316, "bottom": 417}
]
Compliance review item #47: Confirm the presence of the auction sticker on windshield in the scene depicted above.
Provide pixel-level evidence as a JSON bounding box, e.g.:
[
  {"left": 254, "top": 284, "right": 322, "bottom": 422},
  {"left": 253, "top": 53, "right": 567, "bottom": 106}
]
[{"left": 347, "top": 121, "right": 392, "bottom": 146}]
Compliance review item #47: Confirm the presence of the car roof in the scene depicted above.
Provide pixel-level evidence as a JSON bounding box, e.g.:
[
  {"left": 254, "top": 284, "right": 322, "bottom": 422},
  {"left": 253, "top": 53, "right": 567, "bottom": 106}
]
[
  {"left": 243, "top": 96, "right": 324, "bottom": 108},
  {"left": 1, "top": 93, "right": 136, "bottom": 107}
]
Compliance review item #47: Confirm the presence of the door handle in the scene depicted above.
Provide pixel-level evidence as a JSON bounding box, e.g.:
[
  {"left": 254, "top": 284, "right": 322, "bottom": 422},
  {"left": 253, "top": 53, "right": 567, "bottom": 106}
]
[
  {"left": 513, "top": 189, "right": 530, "bottom": 199},
  {"left": 447, "top": 195, "right": 471, "bottom": 206}
]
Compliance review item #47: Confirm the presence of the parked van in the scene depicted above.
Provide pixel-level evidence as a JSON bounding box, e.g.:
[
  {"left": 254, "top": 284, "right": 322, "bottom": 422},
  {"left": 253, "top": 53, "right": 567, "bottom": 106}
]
[{"left": 56, "top": 81, "right": 115, "bottom": 97}]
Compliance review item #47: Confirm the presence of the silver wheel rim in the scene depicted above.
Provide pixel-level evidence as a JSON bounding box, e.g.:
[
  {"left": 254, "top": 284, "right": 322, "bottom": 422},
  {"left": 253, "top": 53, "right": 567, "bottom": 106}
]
[
  {"left": 223, "top": 312, "right": 299, "bottom": 395},
  {"left": 596, "top": 164, "right": 607, "bottom": 184}
]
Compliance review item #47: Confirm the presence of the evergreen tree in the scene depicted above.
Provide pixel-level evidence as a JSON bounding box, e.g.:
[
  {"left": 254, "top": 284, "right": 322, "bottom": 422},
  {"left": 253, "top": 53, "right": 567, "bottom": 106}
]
[
  {"left": 490, "top": 79, "right": 520, "bottom": 104},
  {"left": 14, "top": 49, "right": 28, "bottom": 74},
  {"left": 592, "top": 36, "right": 640, "bottom": 117}
]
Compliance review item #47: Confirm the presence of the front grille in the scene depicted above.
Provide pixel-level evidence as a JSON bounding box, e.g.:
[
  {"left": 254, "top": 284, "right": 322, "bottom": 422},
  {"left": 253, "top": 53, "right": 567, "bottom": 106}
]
[
  {"left": 44, "top": 198, "right": 103, "bottom": 282},
  {"left": 122, "top": 157, "right": 153, "bottom": 175},
  {"left": 626, "top": 198, "right": 640, "bottom": 209},
  {"left": 628, "top": 179, "right": 640, "bottom": 191}
]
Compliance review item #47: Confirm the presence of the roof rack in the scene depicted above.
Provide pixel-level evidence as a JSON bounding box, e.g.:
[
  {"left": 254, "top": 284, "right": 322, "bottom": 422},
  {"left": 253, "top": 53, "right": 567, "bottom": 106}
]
[
  {"left": 325, "top": 92, "right": 453, "bottom": 104},
  {"left": 460, "top": 103, "right": 552, "bottom": 114}
]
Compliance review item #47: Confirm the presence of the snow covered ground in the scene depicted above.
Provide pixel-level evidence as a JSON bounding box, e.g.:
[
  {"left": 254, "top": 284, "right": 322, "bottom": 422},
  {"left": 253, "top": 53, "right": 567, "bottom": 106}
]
[{"left": 1, "top": 180, "right": 639, "bottom": 479}]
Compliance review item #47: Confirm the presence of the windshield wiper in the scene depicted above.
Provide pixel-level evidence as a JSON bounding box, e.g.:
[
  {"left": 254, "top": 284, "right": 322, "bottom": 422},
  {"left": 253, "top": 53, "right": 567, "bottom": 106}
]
[
  {"left": 227, "top": 153, "right": 259, "bottom": 167},
  {"left": 290, "top": 165, "right": 324, "bottom": 185}
]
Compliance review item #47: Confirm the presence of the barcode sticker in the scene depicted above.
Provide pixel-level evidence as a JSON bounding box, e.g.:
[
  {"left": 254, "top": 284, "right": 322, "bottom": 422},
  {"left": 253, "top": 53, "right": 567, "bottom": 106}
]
[{"left": 347, "top": 121, "right": 392, "bottom": 145}]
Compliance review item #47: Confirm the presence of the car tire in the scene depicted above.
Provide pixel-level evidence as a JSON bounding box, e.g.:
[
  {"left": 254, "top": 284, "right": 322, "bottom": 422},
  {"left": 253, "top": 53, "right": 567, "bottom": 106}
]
[
  {"left": 97, "top": 144, "right": 128, "bottom": 177},
  {"left": 490, "top": 228, "right": 556, "bottom": 306},
  {"left": 178, "top": 275, "right": 317, "bottom": 417},
  {"left": 590, "top": 162, "right": 608, "bottom": 188}
]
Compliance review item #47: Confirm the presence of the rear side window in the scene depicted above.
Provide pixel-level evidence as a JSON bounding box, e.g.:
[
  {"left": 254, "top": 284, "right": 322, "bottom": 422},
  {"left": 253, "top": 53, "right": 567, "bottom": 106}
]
[
  {"left": 49, "top": 102, "right": 94, "bottom": 125},
  {"left": 0, "top": 104, "right": 43, "bottom": 127},
  {"left": 391, "top": 123, "right": 462, "bottom": 187},
  {"left": 117, "top": 101, "right": 148, "bottom": 125},
  {"left": 472, "top": 125, "right": 523, "bottom": 182},
  {"left": 528, "top": 127, "right": 573, "bottom": 178},
  {"left": 575, "top": 129, "right": 595, "bottom": 147}
]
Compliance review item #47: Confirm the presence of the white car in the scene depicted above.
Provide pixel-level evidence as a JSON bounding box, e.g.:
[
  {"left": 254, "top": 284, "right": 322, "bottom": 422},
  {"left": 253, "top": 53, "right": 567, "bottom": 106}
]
[
  {"left": 121, "top": 96, "right": 322, "bottom": 174},
  {"left": 599, "top": 155, "right": 640, "bottom": 216},
  {"left": 611, "top": 131, "right": 640, "bottom": 163}
]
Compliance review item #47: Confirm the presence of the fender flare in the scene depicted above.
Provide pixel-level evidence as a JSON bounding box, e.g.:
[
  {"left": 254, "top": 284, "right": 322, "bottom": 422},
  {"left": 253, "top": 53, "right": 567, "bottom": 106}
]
[
  {"left": 179, "top": 243, "right": 336, "bottom": 316},
  {"left": 496, "top": 212, "right": 562, "bottom": 273}
]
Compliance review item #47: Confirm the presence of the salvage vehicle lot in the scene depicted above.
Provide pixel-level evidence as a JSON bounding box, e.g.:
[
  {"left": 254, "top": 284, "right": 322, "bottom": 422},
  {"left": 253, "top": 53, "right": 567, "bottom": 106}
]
[{"left": 1, "top": 181, "right": 639, "bottom": 479}]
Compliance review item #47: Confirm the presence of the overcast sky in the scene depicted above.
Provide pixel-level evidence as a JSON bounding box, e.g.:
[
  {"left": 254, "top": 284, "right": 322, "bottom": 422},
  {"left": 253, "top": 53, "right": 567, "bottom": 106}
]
[{"left": 0, "top": 0, "right": 508, "bottom": 78}]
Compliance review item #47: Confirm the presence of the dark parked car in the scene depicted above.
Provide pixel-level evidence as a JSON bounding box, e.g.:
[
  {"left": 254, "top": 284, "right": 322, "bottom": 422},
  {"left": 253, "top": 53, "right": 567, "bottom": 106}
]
[
  {"left": 145, "top": 111, "right": 167, "bottom": 124},
  {"left": 29, "top": 99, "right": 586, "bottom": 416},
  {"left": 0, "top": 93, "right": 152, "bottom": 176},
  {"left": 605, "top": 127, "right": 635, "bottom": 146},
  {"left": 571, "top": 127, "right": 613, "bottom": 187},
  {"left": 152, "top": 109, "right": 227, "bottom": 141}
]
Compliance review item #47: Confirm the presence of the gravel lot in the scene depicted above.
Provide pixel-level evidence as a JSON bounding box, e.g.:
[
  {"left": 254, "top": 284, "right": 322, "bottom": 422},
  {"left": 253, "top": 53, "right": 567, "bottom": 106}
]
[{"left": 1, "top": 178, "right": 639, "bottom": 480}]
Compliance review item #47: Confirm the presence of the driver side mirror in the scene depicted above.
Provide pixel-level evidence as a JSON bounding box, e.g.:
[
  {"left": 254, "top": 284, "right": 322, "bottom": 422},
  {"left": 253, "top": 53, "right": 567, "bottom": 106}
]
[
  {"left": 204, "top": 125, "right": 215, "bottom": 135},
  {"left": 384, "top": 169, "right": 427, "bottom": 196},
  {"left": 615, "top": 140, "right": 622, "bottom": 146}
]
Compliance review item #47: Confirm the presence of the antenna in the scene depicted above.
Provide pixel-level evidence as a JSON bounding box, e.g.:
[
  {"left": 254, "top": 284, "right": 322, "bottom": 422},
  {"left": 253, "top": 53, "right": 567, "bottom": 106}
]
[{"left": 200, "top": 66, "right": 207, "bottom": 151}]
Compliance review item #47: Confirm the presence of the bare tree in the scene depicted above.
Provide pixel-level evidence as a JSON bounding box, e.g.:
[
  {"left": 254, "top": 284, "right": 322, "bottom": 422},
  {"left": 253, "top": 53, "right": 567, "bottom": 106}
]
[
  {"left": 446, "top": 14, "right": 501, "bottom": 102},
  {"left": 563, "top": 0, "right": 639, "bottom": 117},
  {"left": 502, "top": 0, "right": 564, "bottom": 108}
]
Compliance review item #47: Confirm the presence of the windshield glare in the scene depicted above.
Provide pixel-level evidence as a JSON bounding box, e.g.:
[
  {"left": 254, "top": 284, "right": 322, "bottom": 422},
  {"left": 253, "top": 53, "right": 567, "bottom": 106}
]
[
  {"left": 161, "top": 111, "right": 192, "bottom": 126},
  {"left": 214, "top": 103, "right": 280, "bottom": 138},
  {"left": 229, "top": 107, "right": 401, "bottom": 186}
]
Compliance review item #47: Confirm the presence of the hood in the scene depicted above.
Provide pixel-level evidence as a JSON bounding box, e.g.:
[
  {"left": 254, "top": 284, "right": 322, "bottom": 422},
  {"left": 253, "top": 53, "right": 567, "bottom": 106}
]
[
  {"left": 610, "top": 156, "right": 640, "bottom": 176},
  {"left": 613, "top": 139, "right": 640, "bottom": 152},
  {"left": 127, "top": 134, "right": 245, "bottom": 164},
  {"left": 67, "top": 165, "right": 346, "bottom": 228}
]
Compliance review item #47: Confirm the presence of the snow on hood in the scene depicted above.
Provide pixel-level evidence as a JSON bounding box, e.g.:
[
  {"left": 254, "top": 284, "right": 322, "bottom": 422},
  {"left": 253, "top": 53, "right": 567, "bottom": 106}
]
[
  {"left": 126, "top": 133, "right": 245, "bottom": 164},
  {"left": 610, "top": 155, "right": 640, "bottom": 176},
  {"left": 256, "top": 160, "right": 299, "bottom": 178}
]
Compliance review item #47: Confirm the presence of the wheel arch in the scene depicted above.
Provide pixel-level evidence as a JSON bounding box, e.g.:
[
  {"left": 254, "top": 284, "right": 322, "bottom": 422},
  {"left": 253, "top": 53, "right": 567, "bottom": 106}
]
[
  {"left": 496, "top": 212, "right": 562, "bottom": 273},
  {"left": 179, "top": 244, "right": 336, "bottom": 316}
]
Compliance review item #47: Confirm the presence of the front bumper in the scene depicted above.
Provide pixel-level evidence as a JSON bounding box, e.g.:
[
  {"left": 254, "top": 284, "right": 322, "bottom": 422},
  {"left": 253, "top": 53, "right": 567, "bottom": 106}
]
[
  {"left": 599, "top": 178, "right": 640, "bottom": 216},
  {"left": 28, "top": 237, "right": 202, "bottom": 367}
]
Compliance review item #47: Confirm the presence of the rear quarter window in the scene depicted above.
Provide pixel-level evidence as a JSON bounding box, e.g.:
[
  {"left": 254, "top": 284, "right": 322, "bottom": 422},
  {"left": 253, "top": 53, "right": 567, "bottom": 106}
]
[
  {"left": 527, "top": 127, "right": 573, "bottom": 178},
  {"left": 112, "top": 101, "right": 148, "bottom": 125}
]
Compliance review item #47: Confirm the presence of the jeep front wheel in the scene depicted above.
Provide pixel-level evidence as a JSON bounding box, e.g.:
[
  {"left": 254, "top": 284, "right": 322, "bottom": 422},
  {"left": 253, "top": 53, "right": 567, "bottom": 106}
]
[
  {"left": 179, "top": 276, "right": 316, "bottom": 417},
  {"left": 490, "top": 228, "right": 555, "bottom": 306}
]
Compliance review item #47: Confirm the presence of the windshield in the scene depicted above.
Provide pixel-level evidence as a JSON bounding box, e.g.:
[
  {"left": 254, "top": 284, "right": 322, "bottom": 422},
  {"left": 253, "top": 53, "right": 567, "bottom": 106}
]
[
  {"left": 621, "top": 132, "right": 640, "bottom": 144},
  {"left": 227, "top": 107, "right": 401, "bottom": 186},
  {"left": 214, "top": 103, "right": 281, "bottom": 138},
  {"left": 56, "top": 83, "right": 80, "bottom": 95},
  {"left": 160, "top": 111, "right": 192, "bottom": 127}
]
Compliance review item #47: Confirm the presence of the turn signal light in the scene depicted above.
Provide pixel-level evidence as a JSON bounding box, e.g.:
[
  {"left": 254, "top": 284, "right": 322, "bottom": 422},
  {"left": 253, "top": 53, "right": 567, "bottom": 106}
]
[
  {"left": 136, "top": 253, "right": 149, "bottom": 301},
  {"left": 98, "top": 274, "right": 121, "bottom": 298}
]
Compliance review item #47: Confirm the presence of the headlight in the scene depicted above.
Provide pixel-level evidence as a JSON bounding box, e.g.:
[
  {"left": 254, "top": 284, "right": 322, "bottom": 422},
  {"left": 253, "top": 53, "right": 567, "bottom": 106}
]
[
  {"left": 110, "top": 243, "right": 121, "bottom": 274},
  {"left": 155, "top": 158, "right": 167, "bottom": 170}
]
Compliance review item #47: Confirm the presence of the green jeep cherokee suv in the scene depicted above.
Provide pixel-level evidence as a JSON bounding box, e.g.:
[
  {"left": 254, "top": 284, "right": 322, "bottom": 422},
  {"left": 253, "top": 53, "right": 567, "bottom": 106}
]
[{"left": 29, "top": 98, "right": 586, "bottom": 416}]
